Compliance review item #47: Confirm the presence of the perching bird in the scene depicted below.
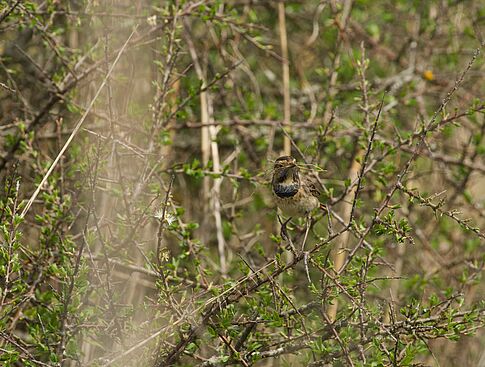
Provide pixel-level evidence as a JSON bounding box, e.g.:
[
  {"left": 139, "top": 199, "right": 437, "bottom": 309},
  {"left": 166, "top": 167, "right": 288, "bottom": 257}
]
[{"left": 271, "top": 155, "right": 324, "bottom": 218}]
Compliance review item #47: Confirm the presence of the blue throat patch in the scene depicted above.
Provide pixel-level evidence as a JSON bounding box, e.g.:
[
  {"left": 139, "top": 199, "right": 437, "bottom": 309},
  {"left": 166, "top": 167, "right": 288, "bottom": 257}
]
[{"left": 273, "top": 183, "right": 299, "bottom": 198}]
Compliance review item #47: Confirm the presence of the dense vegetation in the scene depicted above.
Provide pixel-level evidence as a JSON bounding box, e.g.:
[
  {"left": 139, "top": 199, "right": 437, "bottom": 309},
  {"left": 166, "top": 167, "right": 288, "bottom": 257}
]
[{"left": 1, "top": 0, "right": 484, "bottom": 366}]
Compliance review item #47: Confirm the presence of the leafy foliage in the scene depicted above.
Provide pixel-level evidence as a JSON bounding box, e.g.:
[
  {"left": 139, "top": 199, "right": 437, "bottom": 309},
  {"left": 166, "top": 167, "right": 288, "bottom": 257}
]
[{"left": 0, "top": 0, "right": 484, "bottom": 366}]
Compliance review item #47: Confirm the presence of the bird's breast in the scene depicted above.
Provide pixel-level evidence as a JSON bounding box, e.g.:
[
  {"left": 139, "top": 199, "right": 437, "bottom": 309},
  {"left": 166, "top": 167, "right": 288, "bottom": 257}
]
[{"left": 273, "top": 187, "right": 320, "bottom": 217}]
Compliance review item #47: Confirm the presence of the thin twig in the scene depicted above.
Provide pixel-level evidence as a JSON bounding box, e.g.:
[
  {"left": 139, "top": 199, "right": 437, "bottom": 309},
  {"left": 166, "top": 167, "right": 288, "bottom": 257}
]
[{"left": 20, "top": 26, "right": 138, "bottom": 219}]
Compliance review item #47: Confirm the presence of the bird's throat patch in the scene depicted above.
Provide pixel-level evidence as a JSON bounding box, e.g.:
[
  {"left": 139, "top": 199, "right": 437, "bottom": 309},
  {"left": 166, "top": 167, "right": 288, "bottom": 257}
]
[{"left": 273, "top": 183, "right": 299, "bottom": 198}]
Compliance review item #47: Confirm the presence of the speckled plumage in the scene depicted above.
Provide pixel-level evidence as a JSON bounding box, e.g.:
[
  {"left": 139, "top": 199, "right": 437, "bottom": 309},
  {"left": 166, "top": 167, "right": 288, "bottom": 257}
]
[{"left": 271, "top": 156, "right": 322, "bottom": 217}]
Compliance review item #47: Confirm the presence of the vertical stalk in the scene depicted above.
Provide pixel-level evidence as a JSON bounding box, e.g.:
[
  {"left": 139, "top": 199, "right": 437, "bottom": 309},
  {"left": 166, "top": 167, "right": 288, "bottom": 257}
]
[
  {"left": 184, "top": 20, "right": 226, "bottom": 274},
  {"left": 327, "top": 38, "right": 363, "bottom": 323},
  {"left": 278, "top": 1, "right": 291, "bottom": 156},
  {"left": 208, "top": 94, "right": 227, "bottom": 275}
]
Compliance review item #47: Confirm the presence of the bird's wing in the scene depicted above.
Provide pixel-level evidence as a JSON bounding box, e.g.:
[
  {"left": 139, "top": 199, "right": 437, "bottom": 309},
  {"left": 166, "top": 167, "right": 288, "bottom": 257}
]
[{"left": 304, "top": 176, "right": 321, "bottom": 198}]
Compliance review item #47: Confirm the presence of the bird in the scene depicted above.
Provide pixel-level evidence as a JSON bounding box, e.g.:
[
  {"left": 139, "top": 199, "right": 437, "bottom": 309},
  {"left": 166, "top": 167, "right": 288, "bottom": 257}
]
[
  {"left": 271, "top": 155, "right": 325, "bottom": 248},
  {"left": 271, "top": 155, "right": 324, "bottom": 218}
]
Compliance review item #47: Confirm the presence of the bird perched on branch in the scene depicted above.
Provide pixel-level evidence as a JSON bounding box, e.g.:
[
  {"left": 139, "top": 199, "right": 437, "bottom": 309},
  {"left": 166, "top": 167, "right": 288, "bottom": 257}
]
[
  {"left": 271, "top": 155, "right": 325, "bottom": 218},
  {"left": 271, "top": 155, "right": 325, "bottom": 246}
]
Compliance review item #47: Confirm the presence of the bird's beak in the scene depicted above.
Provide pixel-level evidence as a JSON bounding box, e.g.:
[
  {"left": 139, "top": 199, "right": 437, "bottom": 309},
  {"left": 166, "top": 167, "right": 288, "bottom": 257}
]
[{"left": 283, "top": 164, "right": 296, "bottom": 175}]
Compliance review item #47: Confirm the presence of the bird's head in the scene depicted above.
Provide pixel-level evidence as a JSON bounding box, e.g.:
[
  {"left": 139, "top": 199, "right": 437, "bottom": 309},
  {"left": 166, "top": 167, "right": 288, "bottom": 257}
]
[
  {"left": 272, "top": 156, "right": 299, "bottom": 185},
  {"left": 273, "top": 155, "right": 297, "bottom": 170}
]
